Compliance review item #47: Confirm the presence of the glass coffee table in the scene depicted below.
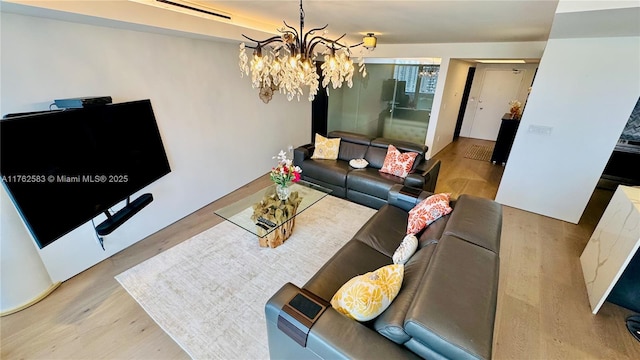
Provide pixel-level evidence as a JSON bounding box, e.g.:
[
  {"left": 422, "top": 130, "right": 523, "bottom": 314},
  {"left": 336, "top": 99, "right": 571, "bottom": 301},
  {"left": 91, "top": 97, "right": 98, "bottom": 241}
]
[{"left": 214, "top": 180, "right": 331, "bottom": 248}]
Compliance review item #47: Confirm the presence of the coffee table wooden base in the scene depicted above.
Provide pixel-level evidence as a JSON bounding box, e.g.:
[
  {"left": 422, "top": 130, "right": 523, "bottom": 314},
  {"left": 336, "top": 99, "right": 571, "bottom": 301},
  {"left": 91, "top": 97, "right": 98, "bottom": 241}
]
[
  {"left": 258, "top": 217, "right": 296, "bottom": 248},
  {"left": 252, "top": 190, "right": 301, "bottom": 249}
]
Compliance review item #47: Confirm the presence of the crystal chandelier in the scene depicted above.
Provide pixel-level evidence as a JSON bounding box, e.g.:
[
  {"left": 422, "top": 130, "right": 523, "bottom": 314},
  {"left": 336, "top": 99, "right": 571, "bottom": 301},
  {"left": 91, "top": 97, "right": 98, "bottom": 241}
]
[
  {"left": 419, "top": 65, "right": 440, "bottom": 78},
  {"left": 238, "top": 0, "right": 374, "bottom": 102}
]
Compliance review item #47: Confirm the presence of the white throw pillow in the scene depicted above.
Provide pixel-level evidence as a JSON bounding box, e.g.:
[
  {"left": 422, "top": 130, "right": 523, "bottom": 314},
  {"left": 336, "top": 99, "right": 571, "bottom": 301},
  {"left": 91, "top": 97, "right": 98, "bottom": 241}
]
[
  {"left": 393, "top": 234, "right": 418, "bottom": 265},
  {"left": 349, "top": 158, "right": 369, "bottom": 169}
]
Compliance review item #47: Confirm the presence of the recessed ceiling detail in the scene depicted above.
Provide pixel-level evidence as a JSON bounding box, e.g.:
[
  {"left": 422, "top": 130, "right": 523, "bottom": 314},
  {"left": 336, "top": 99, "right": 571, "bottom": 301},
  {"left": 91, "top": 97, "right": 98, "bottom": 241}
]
[
  {"left": 155, "top": 0, "right": 231, "bottom": 20},
  {"left": 130, "top": 0, "right": 233, "bottom": 22}
]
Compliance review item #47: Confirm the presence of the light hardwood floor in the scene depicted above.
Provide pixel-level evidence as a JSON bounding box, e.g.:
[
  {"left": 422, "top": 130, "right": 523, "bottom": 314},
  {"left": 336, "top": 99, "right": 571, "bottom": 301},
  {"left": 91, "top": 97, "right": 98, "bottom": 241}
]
[{"left": 2, "top": 137, "right": 638, "bottom": 359}]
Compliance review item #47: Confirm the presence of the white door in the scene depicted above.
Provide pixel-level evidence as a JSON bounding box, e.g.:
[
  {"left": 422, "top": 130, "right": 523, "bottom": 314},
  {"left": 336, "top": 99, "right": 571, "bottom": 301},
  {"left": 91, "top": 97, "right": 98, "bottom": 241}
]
[{"left": 469, "top": 69, "right": 524, "bottom": 140}]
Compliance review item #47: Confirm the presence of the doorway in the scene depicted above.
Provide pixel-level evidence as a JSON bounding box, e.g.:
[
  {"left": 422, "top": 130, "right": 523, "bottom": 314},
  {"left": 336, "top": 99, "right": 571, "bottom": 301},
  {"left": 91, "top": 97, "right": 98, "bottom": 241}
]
[{"left": 468, "top": 69, "right": 524, "bottom": 141}]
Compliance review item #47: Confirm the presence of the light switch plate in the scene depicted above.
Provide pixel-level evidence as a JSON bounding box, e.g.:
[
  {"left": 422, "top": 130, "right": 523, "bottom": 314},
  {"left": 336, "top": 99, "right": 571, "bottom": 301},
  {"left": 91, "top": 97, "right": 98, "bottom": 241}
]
[{"left": 528, "top": 125, "right": 553, "bottom": 135}]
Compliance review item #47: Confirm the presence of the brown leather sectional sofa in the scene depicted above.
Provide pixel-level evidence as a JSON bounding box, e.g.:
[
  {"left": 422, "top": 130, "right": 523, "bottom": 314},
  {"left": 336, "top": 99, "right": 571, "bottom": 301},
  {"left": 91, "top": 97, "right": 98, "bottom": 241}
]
[
  {"left": 265, "top": 185, "right": 502, "bottom": 359},
  {"left": 293, "top": 131, "right": 441, "bottom": 209}
]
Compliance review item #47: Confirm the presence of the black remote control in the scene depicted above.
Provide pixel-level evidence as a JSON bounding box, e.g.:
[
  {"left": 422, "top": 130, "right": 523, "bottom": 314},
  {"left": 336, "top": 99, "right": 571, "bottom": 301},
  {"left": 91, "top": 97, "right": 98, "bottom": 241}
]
[
  {"left": 256, "top": 222, "right": 270, "bottom": 230},
  {"left": 258, "top": 217, "right": 277, "bottom": 227}
]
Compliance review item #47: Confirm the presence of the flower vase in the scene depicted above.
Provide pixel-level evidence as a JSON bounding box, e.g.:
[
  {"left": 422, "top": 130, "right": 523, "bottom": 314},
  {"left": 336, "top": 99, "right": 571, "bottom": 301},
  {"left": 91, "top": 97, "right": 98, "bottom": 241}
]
[{"left": 276, "top": 183, "right": 291, "bottom": 201}]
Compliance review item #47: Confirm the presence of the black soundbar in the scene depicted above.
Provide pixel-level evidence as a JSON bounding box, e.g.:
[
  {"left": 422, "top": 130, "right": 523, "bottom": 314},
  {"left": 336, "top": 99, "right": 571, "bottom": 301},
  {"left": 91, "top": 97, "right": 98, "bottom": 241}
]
[
  {"left": 54, "top": 96, "right": 112, "bottom": 109},
  {"left": 96, "top": 193, "right": 153, "bottom": 236}
]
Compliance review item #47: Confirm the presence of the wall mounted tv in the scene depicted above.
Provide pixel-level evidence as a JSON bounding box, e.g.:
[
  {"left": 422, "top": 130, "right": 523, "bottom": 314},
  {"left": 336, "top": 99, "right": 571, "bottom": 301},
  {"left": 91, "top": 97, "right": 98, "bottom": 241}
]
[{"left": 0, "top": 99, "right": 171, "bottom": 249}]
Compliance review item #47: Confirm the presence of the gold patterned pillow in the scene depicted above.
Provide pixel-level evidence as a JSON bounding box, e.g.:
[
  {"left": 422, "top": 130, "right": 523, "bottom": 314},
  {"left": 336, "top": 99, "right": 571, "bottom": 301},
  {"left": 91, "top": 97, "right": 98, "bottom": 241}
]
[
  {"left": 311, "top": 133, "right": 340, "bottom": 160},
  {"left": 330, "top": 264, "right": 404, "bottom": 322}
]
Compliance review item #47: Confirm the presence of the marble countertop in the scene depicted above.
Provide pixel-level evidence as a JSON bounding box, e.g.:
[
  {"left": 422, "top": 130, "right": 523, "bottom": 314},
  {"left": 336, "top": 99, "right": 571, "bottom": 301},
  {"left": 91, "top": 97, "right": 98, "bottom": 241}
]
[{"left": 580, "top": 185, "right": 640, "bottom": 314}]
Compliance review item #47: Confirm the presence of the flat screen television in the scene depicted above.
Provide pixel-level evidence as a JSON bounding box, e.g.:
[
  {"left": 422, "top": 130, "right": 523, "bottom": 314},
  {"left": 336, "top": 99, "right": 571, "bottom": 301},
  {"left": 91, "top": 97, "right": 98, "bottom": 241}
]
[{"left": 0, "top": 99, "right": 171, "bottom": 248}]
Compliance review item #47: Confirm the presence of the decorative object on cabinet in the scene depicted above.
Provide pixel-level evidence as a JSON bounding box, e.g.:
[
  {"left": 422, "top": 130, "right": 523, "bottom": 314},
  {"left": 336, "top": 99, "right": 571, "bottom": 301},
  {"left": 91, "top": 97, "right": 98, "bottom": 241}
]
[{"left": 508, "top": 100, "right": 522, "bottom": 119}]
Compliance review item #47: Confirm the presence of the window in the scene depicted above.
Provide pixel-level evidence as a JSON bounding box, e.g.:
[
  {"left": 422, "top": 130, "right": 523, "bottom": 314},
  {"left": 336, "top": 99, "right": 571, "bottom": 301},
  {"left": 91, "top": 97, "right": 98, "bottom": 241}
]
[
  {"left": 391, "top": 64, "right": 439, "bottom": 111},
  {"left": 394, "top": 65, "right": 420, "bottom": 93},
  {"left": 393, "top": 65, "right": 440, "bottom": 95}
]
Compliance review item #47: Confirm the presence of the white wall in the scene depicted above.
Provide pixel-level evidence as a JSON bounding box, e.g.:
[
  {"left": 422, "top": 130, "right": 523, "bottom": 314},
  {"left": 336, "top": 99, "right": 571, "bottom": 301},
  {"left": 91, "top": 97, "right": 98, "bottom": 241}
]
[
  {"left": 555, "top": 1, "right": 637, "bottom": 13},
  {"left": 0, "top": 12, "right": 311, "bottom": 281},
  {"left": 426, "top": 58, "right": 474, "bottom": 157},
  {"left": 1, "top": 186, "right": 54, "bottom": 312},
  {"left": 370, "top": 41, "right": 547, "bottom": 61},
  {"left": 496, "top": 35, "right": 640, "bottom": 223}
]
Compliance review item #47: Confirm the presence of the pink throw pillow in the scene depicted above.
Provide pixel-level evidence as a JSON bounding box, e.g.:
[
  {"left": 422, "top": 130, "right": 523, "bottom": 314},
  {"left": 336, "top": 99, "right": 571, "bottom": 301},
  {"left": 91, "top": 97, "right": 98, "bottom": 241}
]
[
  {"left": 379, "top": 145, "right": 418, "bottom": 178},
  {"left": 406, "top": 193, "right": 453, "bottom": 235}
]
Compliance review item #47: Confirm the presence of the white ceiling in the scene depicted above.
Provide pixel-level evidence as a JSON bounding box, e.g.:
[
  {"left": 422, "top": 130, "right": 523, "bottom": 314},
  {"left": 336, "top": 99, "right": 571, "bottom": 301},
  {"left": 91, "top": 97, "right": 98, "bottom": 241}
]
[
  {"left": 194, "top": 0, "right": 560, "bottom": 45},
  {"left": 3, "top": 0, "right": 638, "bottom": 49}
]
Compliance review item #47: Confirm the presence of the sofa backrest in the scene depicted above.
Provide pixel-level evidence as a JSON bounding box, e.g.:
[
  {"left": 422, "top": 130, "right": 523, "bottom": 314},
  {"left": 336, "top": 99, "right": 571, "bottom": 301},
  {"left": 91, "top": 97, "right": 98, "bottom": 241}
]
[
  {"left": 403, "top": 234, "right": 499, "bottom": 360},
  {"left": 442, "top": 195, "right": 502, "bottom": 253},
  {"left": 328, "top": 131, "right": 372, "bottom": 162},
  {"left": 366, "top": 138, "right": 427, "bottom": 170},
  {"left": 324, "top": 131, "right": 428, "bottom": 170}
]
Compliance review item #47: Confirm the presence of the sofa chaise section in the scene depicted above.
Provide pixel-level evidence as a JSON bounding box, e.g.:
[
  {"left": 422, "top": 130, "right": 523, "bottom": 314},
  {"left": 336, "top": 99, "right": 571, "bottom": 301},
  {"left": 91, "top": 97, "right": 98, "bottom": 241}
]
[{"left": 265, "top": 185, "right": 502, "bottom": 359}]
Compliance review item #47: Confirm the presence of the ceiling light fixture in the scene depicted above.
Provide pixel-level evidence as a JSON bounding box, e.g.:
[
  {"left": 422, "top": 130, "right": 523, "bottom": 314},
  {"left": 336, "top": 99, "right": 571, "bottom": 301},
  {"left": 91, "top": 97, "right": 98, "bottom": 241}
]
[
  {"left": 238, "top": 0, "right": 374, "bottom": 102},
  {"left": 363, "top": 33, "right": 377, "bottom": 50}
]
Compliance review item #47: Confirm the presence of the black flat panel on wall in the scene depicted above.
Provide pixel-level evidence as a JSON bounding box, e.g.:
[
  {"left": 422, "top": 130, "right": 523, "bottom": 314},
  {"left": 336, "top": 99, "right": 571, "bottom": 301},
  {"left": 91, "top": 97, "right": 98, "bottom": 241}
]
[{"left": 0, "top": 100, "right": 171, "bottom": 248}]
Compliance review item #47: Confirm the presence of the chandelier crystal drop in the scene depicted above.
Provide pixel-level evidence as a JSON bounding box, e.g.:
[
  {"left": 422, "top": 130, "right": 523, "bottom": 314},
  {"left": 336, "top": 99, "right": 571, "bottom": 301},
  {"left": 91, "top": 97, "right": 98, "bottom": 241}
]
[{"left": 238, "top": 0, "right": 373, "bottom": 102}]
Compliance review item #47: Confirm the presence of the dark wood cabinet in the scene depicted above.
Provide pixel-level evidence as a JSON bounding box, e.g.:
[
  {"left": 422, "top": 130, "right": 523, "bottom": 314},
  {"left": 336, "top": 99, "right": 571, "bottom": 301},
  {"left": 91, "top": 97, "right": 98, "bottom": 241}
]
[{"left": 491, "top": 114, "right": 520, "bottom": 165}]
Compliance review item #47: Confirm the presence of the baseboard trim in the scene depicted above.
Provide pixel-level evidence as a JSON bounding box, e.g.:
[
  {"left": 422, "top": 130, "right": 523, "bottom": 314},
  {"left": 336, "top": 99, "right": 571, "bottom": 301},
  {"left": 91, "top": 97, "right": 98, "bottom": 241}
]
[{"left": 1, "top": 281, "right": 62, "bottom": 317}]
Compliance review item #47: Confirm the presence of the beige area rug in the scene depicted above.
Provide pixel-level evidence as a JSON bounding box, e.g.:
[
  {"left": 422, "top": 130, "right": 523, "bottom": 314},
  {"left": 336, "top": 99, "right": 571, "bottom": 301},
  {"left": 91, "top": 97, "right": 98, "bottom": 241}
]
[
  {"left": 115, "top": 195, "right": 376, "bottom": 359},
  {"left": 464, "top": 144, "right": 494, "bottom": 161}
]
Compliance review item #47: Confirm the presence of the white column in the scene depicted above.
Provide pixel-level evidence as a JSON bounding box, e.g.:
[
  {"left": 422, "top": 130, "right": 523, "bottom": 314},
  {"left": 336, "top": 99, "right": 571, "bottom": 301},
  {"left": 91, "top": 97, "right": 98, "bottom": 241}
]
[{"left": 1, "top": 186, "right": 58, "bottom": 315}]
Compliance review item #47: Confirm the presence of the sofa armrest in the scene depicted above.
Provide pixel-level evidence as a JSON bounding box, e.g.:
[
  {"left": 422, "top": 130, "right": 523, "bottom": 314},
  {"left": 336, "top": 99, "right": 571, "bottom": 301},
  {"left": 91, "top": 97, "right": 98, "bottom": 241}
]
[
  {"left": 266, "top": 283, "right": 420, "bottom": 360},
  {"left": 408, "top": 158, "right": 441, "bottom": 193},
  {"left": 294, "top": 144, "right": 314, "bottom": 168},
  {"left": 387, "top": 184, "right": 433, "bottom": 212}
]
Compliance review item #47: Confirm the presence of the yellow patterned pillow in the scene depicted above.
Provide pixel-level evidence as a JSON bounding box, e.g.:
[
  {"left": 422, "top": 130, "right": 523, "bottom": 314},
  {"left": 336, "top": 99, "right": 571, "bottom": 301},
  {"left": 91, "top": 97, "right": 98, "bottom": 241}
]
[
  {"left": 311, "top": 133, "right": 340, "bottom": 160},
  {"left": 330, "top": 264, "right": 404, "bottom": 322}
]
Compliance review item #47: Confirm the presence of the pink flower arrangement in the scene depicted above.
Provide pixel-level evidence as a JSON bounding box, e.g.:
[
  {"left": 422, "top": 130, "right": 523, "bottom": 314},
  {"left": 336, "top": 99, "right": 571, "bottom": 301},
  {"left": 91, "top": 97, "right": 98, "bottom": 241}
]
[{"left": 270, "top": 150, "right": 302, "bottom": 187}]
